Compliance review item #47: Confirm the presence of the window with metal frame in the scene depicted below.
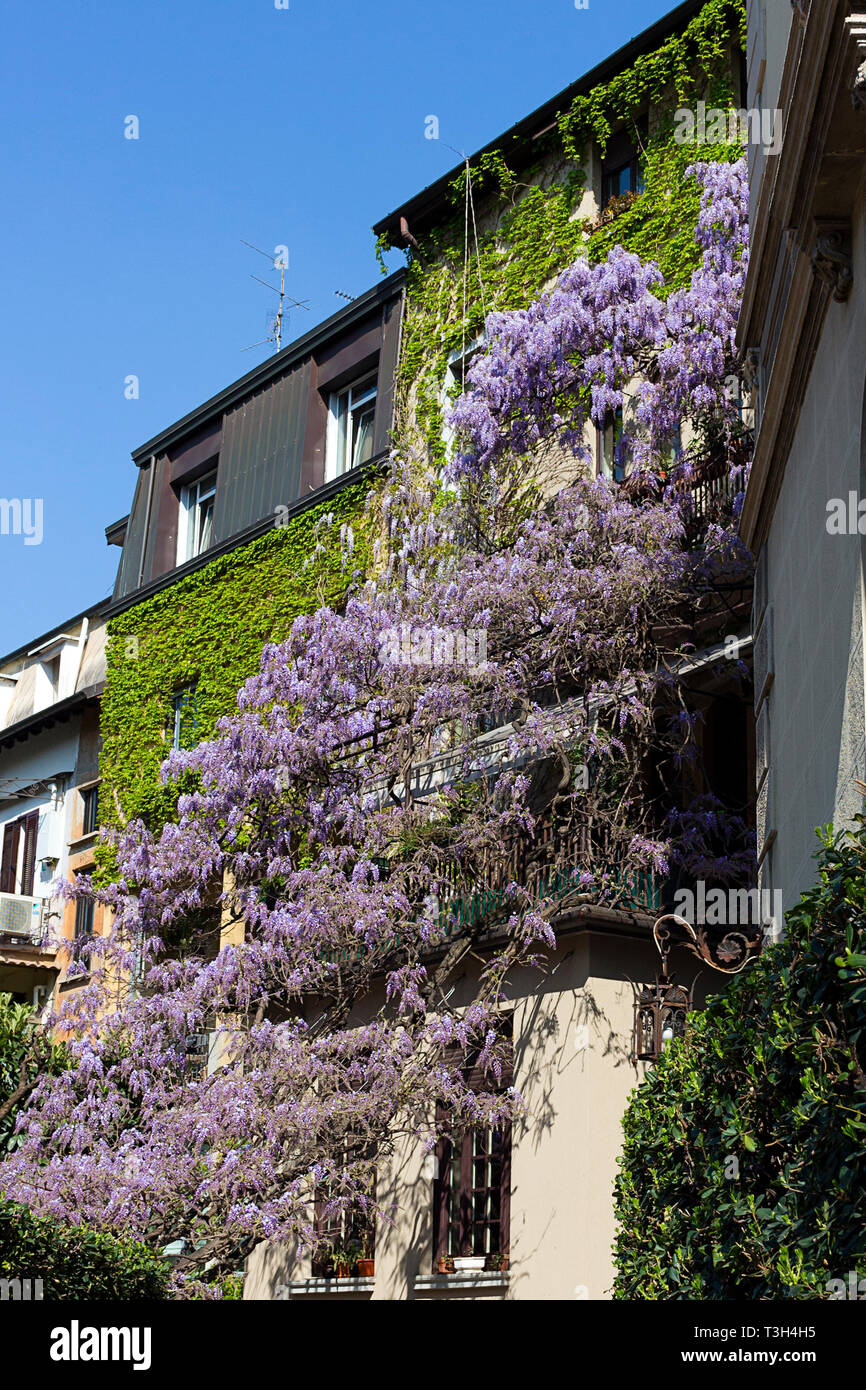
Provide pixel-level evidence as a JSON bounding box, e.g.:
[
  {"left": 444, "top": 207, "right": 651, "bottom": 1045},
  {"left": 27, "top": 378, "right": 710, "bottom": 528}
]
[
  {"left": 74, "top": 894, "right": 95, "bottom": 942},
  {"left": 178, "top": 470, "right": 217, "bottom": 562},
  {"left": 81, "top": 784, "right": 99, "bottom": 837},
  {"left": 599, "top": 406, "right": 626, "bottom": 482},
  {"left": 600, "top": 120, "right": 646, "bottom": 208},
  {"left": 327, "top": 374, "right": 377, "bottom": 480},
  {"left": 171, "top": 682, "right": 199, "bottom": 751}
]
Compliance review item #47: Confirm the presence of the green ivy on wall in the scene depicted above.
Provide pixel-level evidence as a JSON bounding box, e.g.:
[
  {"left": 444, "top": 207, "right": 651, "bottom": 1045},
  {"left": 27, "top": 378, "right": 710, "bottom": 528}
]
[
  {"left": 97, "top": 482, "right": 369, "bottom": 866},
  {"left": 378, "top": 0, "right": 746, "bottom": 465},
  {"left": 97, "top": 0, "right": 747, "bottom": 869}
]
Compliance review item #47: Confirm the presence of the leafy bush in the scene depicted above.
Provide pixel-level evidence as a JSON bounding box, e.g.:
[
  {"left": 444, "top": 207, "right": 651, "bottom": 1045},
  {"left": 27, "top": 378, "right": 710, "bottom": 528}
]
[
  {"left": 0, "top": 1200, "right": 171, "bottom": 1300},
  {"left": 614, "top": 821, "right": 866, "bottom": 1298},
  {"left": 0, "top": 994, "right": 65, "bottom": 1157}
]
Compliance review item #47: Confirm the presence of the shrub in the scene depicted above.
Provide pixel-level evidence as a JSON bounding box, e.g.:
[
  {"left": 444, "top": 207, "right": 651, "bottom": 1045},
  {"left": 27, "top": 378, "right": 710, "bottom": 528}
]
[
  {"left": 0, "top": 1200, "right": 171, "bottom": 1300},
  {"left": 613, "top": 820, "right": 866, "bottom": 1299},
  {"left": 0, "top": 995, "right": 65, "bottom": 1157}
]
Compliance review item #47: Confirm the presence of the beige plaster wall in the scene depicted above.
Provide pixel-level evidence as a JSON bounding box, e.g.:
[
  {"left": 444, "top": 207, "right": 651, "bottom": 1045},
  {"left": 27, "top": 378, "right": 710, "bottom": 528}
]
[{"left": 244, "top": 928, "right": 713, "bottom": 1301}]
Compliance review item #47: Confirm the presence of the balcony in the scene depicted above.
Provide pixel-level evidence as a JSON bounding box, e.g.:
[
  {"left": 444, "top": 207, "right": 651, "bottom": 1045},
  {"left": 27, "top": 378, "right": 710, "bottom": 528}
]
[{"left": 620, "top": 434, "right": 751, "bottom": 541}]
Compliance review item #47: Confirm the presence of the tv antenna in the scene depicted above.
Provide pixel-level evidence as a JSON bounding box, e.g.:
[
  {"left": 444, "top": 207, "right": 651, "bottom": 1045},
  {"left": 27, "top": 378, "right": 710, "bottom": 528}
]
[{"left": 240, "top": 239, "right": 310, "bottom": 353}]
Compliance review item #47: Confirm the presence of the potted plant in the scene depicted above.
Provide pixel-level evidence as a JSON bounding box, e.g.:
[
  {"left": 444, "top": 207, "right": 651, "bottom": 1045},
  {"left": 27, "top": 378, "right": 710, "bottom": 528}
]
[
  {"left": 355, "top": 1241, "right": 374, "bottom": 1278},
  {"left": 436, "top": 1253, "right": 455, "bottom": 1274},
  {"left": 486, "top": 1251, "right": 509, "bottom": 1272},
  {"left": 453, "top": 1253, "right": 486, "bottom": 1272},
  {"left": 328, "top": 1243, "right": 354, "bottom": 1279}
]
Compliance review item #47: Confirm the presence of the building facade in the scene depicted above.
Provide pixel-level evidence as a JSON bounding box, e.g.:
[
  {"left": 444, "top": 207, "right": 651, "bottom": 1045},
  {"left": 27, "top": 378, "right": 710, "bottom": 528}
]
[
  {"left": 0, "top": 0, "right": 761, "bottom": 1301},
  {"left": 738, "top": 0, "right": 866, "bottom": 911},
  {"left": 244, "top": 0, "right": 755, "bottom": 1299},
  {"left": 0, "top": 606, "right": 107, "bottom": 1006}
]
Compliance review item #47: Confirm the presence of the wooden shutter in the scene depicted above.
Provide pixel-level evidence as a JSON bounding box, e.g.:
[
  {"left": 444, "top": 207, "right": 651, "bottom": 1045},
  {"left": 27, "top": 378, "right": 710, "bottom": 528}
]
[
  {"left": 20, "top": 811, "right": 39, "bottom": 896},
  {"left": 0, "top": 821, "right": 20, "bottom": 894}
]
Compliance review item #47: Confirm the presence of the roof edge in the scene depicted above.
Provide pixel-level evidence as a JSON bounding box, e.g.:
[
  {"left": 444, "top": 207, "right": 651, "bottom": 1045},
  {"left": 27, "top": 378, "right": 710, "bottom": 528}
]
[
  {"left": 372, "top": 0, "right": 711, "bottom": 242},
  {"left": 130, "top": 270, "right": 407, "bottom": 465}
]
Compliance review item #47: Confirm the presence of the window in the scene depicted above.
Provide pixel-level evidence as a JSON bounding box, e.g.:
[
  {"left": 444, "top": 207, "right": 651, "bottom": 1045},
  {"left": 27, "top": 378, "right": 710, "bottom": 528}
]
[
  {"left": 178, "top": 471, "right": 217, "bottom": 563},
  {"left": 435, "top": 1122, "right": 511, "bottom": 1265},
  {"left": 326, "top": 374, "right": 377, "bottom": 480},
  {"left": 184, "top": 1031, "right": 214, "bottom": 1081},
  {"left": 599, "top": 406, "right": 626, "bottom": 482},
  {"left": 81, "top": 785, "right": 99, "bottom": 837},
  {"left": 74, "top": 894, "right": 95, "bottom": 942},
  {"left": 0, "top": 811, "right": 38, "bottom": 896},
  {"left": 311, "top": 1138, "right": 377, "bottom": 1275},
  {"left": 601, "top": 122, "right": 646, "bottom": 208},
  {"left": 433, "top": 1026, "right": 512, "bottom": 1268},
  {"left": 171, "top": 682, "right": 199, "bottom": 751},
  {"left": 442, "top": 336, "right": 487, "bottom": 459},
  {"left": 602, "top": 157, "right": 645, "bottom": 204}
]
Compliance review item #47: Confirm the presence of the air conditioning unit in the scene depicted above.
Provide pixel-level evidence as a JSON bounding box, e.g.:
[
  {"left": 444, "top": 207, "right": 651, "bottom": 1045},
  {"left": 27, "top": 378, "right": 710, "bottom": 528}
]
[{"left": 0, "top": 893, "right": 42, "bottom": 939}]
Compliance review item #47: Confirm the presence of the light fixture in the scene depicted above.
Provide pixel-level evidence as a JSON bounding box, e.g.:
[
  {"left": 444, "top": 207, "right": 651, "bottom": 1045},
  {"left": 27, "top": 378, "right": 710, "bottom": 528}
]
[
  {"left": 635, "top": 908, "right": 764, "bottom": 1062},
  {"left": 635, "top": 971, "right": 692, "bottom": 1062}
]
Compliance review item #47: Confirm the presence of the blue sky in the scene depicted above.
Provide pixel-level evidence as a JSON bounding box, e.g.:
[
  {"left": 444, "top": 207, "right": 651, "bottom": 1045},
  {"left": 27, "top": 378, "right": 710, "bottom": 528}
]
[{"left": 0, "top": 0, "right": 676, "bottom": 654}]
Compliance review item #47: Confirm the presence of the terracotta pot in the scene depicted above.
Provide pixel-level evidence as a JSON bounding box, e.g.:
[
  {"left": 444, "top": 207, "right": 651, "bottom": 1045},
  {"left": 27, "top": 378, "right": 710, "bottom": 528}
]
[
  {"left": 356, "top": 1258, "right": 375, "bottom": 1277},
  {"left": 436, "top": 1257, "right": 454, "bottom": 1274},
  {"left": 334, "top": 1262, "right": 352, "bottom": 1279}
]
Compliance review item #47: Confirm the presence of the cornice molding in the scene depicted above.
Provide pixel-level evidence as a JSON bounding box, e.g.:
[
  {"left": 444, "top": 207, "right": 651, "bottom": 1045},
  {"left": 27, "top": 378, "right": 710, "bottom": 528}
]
[{"left": 738, "top": 0, "right": 866, "bottom": 549}]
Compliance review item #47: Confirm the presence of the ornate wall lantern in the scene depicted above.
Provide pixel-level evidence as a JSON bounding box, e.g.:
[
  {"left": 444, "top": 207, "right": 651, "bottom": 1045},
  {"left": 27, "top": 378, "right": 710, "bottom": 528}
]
[
  {"left": 635, "top": 969, "right": 692, "bottom": 1062},
  {"left": 635, "top": 910, "right": 764, "bottom": 1063}
]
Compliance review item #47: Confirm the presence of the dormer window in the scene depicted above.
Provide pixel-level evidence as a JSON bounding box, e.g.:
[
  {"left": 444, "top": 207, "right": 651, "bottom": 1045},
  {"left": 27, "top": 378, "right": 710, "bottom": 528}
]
[
  {"left": 326, "top": 374, "right": 377, "bottom": 481},
  {"left": 178, "top": 471, "right": 216, "bottom": 563},
  {"left": 28, "top": 636, "right": 76, "bottom": 713}
]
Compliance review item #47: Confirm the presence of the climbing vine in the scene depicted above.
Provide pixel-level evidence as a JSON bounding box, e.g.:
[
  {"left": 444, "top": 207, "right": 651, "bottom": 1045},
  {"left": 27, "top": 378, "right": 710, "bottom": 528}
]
[
  {"left": 96, "top": 482, "right": 369, "bottom": 865},
  {"left": 379, "top": 0, "right": 746, "bottom": 466}
]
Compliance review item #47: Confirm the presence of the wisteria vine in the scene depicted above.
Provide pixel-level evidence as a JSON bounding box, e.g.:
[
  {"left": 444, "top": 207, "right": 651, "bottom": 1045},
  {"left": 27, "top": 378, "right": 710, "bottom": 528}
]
[{"left": 0, "top": 161, "right": 753, "bottom": 1288}]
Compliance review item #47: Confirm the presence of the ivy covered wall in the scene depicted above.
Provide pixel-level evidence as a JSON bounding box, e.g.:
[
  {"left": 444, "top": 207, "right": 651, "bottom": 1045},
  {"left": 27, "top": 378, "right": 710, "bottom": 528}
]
[
  {"left": 97, "top": 481, "right": 369, "bottom": 855},
  {"left": 379, "top": 0, "right": 746, "bottom": 467},
  {"left": 96, "top": 0, "right": 746, "bottom": 857}
]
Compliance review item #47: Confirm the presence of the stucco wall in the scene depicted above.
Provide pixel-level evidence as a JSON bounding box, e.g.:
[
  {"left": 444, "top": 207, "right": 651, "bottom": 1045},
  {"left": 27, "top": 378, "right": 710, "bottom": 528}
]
[
  {"left": 761, "top": 173, "right": 866, "bottom": 910},
  {"left": 244, "top": 928, "right": 714, "bottom": 1301}
]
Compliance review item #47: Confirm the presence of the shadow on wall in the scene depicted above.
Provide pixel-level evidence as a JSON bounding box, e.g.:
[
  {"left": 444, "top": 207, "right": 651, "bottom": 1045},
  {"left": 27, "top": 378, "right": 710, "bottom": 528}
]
[{"left": 243, "top": 1238, "right": 299, "bottom": 1301}]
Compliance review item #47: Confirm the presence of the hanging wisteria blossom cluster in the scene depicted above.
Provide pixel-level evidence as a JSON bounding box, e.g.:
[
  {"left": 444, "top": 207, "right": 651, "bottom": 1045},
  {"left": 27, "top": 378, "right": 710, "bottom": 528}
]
[
  {"left": 451, "top": 159, "right": 749, "bottom": 478},
  {"left": 0, "top": 161, "right": 753, "bottom": 1289}
]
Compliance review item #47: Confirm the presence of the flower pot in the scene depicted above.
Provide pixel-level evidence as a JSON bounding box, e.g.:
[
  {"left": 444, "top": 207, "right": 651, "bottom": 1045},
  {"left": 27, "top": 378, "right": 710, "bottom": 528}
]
[
  {"left": 452, "top": 1255, "right": 486, "bottom": 1272},
  {"left": 436, "top": 1257, "right": 454, "bottom": 1275},
  {"left": 334, "top": 1262, "right": 352, "bottom": 1279},
  {"left": 486, "top": 1254, "right": 509, "bottom": 1272},
  {"left": 356, "top": 1258, "right": 375, "bottom": 1278}
]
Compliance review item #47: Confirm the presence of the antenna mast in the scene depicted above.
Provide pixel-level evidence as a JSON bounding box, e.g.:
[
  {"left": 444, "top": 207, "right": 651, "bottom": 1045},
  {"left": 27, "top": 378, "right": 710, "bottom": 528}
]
[{"left": 240, "top": 240, "right": 310, "bottom": 354}]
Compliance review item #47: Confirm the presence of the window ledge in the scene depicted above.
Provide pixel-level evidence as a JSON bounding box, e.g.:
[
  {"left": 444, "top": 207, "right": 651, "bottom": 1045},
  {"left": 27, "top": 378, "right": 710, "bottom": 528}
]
[
  {"left": 68, "top": 832, "right": 98, "bottom": 851},
  {"left": 414, "top": 1271, "right": 509, "bottom": 1292},
  {"left": 276, "top": 1277, "right": 374, "bottom": 1299}
]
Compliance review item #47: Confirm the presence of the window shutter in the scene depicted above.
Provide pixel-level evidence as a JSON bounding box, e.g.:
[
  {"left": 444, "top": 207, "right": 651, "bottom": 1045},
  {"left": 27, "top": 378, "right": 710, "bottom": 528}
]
[
  {"left": 1, "top": 821, "right": 20, "bottom": 894},
  {"left": 20, "top": 811, "right": 39, "bottom": 896}
]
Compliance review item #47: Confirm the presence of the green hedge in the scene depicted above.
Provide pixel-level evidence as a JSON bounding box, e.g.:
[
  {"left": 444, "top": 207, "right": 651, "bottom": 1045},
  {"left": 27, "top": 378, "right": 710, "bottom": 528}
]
[
  {"left": 613, "top": 821, "right": 866, "bottom": 1299},
  {"left": 0, "top": 1201, "right": 171, "bottom": 1300}
]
